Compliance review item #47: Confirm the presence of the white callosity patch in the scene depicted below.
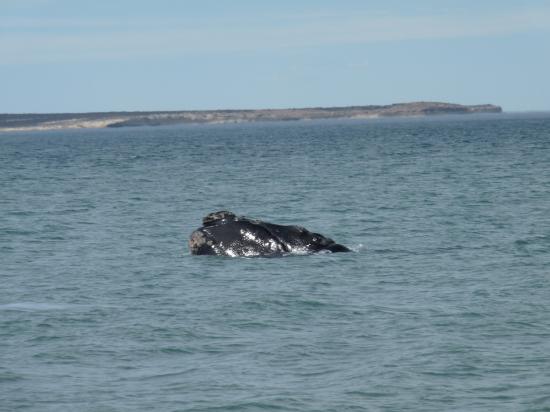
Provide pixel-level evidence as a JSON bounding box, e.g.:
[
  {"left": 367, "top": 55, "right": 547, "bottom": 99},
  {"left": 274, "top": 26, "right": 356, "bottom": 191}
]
[
  {"left": 210, "top": 241, "right": 225, "bottom": 256},
  {"left": 217, "top": 241, "right": 252, "bottom": 257},
  {"left": 287, "top": 246, "right": 310, "bottom": 255},
  {"left": 188, "top": 230, "right": 206, "bottom": 253},
  {"left": 224, "top": 248, "right": 238, "bottom": 257},
  {"left": 240, "top": 229, "right": 284, "bottom": 253}
]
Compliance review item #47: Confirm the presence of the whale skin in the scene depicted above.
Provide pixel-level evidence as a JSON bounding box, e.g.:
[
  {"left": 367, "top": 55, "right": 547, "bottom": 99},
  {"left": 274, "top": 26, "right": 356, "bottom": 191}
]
[{"left": 189, "top": 211, "right": 350, "bottom": 257}]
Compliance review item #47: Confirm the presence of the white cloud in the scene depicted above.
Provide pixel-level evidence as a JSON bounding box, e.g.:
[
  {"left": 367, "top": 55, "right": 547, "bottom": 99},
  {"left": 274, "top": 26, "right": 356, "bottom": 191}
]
[{"left": 1, "top": 7, "right": 549, "bottom": 64}]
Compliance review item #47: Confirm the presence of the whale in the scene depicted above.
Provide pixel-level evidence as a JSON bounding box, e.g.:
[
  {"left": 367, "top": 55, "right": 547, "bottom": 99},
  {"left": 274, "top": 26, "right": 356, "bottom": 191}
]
[{"left": 189, "top": 211, "right": 350, "bottom": 257}]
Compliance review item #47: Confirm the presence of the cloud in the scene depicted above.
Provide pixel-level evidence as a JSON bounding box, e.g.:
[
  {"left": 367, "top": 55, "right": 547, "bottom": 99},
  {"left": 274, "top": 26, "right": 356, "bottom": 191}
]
[{"left": 1, "top": 7, "right": 549, "bottom": 65}]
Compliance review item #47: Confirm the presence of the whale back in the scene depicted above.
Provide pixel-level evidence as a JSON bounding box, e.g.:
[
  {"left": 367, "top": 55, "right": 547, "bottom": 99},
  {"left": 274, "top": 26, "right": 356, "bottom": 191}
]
[{"left": 189, "top": 211, "right": 350, "bottom": 257}]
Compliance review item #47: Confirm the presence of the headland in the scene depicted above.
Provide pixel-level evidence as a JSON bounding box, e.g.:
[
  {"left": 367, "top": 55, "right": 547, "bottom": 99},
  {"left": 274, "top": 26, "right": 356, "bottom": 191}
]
[{"left": 0, "top": 102, "right": 502, "bottom": 132}]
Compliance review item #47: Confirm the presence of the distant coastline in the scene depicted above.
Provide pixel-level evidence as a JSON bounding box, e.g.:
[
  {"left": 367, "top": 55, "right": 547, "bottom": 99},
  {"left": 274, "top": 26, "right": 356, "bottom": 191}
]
[{"left": 0, "top": 102, "right": 502, "bottom": 132}]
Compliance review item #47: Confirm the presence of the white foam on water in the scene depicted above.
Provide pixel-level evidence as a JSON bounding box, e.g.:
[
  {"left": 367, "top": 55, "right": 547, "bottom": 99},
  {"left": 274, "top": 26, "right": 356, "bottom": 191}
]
[
  {"left": 0, "top": 302, "right": 71, "bottom": 311},
  {"left": 350, "top": 243, "right": 366, "bottom": 252}
]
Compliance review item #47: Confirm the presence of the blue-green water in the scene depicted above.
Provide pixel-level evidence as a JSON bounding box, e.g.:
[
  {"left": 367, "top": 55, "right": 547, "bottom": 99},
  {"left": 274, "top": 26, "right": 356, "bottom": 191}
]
[{"left": 1, "top": 114, "right": 550, "bottom": 411}]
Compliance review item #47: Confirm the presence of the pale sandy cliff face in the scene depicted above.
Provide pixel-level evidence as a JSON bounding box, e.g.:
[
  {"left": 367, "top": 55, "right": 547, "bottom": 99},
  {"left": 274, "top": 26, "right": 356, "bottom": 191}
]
[{"left": 0, "top": 117, "right": 130, "bottom": 132}]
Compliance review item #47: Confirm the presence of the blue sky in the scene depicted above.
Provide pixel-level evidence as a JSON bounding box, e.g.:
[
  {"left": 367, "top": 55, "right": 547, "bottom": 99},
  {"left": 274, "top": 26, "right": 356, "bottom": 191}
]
[{"left": 1, "top": 0, "right": 549, "bottom": 113}]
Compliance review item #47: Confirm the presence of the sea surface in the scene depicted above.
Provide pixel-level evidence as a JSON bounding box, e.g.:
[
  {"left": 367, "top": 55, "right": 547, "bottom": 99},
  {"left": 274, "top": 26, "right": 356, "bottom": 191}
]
[{"left": 1, "top": 113, "right": 550, "bottom": 411}]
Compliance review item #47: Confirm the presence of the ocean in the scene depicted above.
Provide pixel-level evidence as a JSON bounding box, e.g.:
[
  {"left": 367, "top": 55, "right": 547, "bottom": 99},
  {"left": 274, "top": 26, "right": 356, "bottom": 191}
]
[{"left": 1, "top": 113, "right": 549, "bottom": 411}]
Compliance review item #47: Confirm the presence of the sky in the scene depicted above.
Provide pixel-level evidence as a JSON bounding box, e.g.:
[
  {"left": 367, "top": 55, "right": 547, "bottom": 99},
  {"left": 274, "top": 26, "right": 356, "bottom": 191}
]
[{"left": 1, "top": 0, "right": 549, "bottom": 113}]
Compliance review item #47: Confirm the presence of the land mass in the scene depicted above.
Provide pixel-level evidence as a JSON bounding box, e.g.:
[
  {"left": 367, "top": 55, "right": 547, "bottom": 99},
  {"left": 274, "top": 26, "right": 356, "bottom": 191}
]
[{"left": 0, "top": 102, "right": 502, "bottom": 132}]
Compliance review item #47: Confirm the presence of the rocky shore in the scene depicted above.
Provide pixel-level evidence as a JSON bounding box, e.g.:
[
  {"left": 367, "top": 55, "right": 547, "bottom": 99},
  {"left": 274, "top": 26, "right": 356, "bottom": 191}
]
[{"left": 0, "top": 102, "right": 502, "bottom": 132}]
